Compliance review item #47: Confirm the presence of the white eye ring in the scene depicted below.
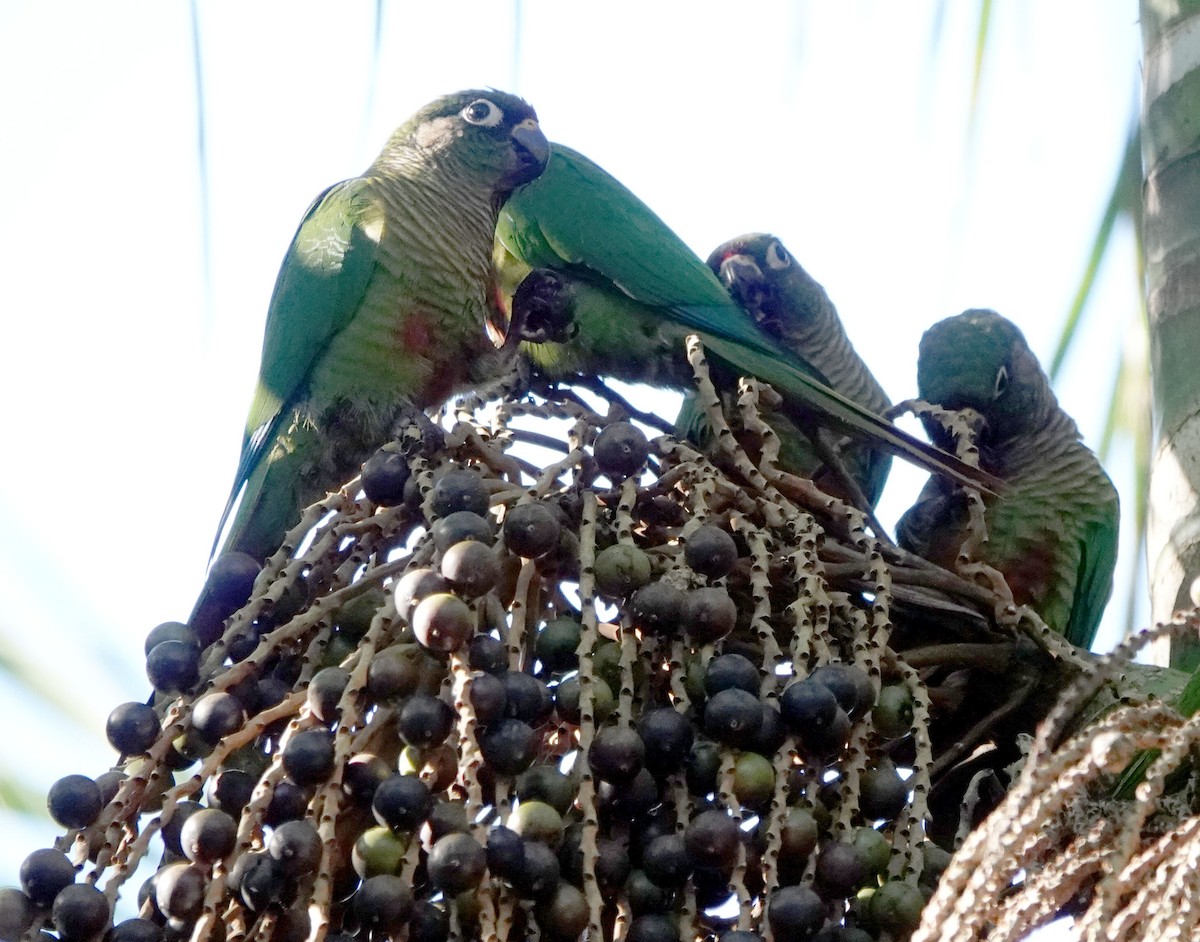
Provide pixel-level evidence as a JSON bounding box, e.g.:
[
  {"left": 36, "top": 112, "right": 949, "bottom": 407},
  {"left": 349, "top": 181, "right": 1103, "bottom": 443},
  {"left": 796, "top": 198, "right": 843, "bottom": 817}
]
[
  {"left": 765, "top": 240, "right": 792, "bottom": 270},
  {"left": 461, "top": 99, "right": 504, "bottom": 127},
  {"left": 993, "top": 365, "right": 1009, "bottom": 399}
]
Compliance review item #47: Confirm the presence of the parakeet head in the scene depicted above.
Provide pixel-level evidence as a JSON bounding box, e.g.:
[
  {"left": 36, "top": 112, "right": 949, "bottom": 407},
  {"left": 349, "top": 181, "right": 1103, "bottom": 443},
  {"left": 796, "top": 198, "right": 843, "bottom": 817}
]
[
  {"left": 706, "top": 233, "right": 823, "bottom": 332},
  {"left": 917, "top": 309, "right": 1053, "bottom": 442},
  {"left": 375, "top": 89, "right": 549, "bottom": 195}
]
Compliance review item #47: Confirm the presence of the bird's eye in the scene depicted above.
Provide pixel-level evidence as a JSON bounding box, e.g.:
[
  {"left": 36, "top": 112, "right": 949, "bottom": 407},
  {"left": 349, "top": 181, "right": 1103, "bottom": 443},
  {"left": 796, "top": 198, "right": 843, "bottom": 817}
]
[
  {"left": 462, "top": 99, "right": 504, "bottom": 127},
  {"left": 765, "top": 240, "right": 792, "bottom": 270},
  {"left": 993, "top": 365, "right": 1009, "bottom": 399}
]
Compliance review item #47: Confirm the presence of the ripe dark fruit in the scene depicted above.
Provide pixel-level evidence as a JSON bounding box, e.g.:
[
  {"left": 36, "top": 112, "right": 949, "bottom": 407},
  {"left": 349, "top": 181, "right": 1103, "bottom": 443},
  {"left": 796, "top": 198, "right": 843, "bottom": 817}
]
[
  {"left": 427, "top": 833, "right": 487, "bottom": 894},
  {"left": 354, "top": 875, "right": 414, "bottom": 934},
  {"left": 479, "top": 718, "right": 538, "bottom": 775},
  {"left": 767, "top": 885, "right": 824, "bottom": 939},
  {"left": 146, "top": 640, "right": 200, "bottom": 693},
  {"left": 264, "top": 781, "right": 309, "bottom": 827},
  {"left": 106, "top": 701, "right": 160, "bottom": 755},
  {"left": 394, "top": 568, "right": 452, "bottom": 621},
  {"left": 638, "top": 708, "right": 694, "bottom": 777},
  {"left": 110, "top": 918, "right": 162, "bottom": 942},
  {"left": 537, "top": 882, "right": 588, "bottom": 939},
  {"left": 180, "top": 808, "right": 237, "bottom": 865},
  {"left": 642, "top": 834, "right": 692, "bottom": 888},
  {"left": 191, "top": 552, "right": 261, "bottom": 645},
  {"left": 501, "top": 671, "right": 553, "bottom": 724},
  {"left": 626, "top": 914, "right": 680, "bottom": 942},
  {"left": 593, "top": 422, "right": 650, "bottom": 478},
  {"left": 161, "top": 801, "right": 203, "bottom": 856},
  {"left": 430, "top": 469, "right": 490, "bottom": 518},
  {"left": 155, "top": 862, "right": 206, "bottom": 924},
  {"left": 749, "top": 703, "right": 786, "bottom": 756},
  {"left": 816, "top": 840, "right": 867, "bottom": 897},
  {"left": 468, "top": 672, "right": 508, "bottom": 725},
  {"left": 704, "top": 653, "right": 760, "bottom": 696},
  {"left": 513, "top": 841, "right": 560, "bottom": 900},
  {"left": 373, "top": 774, "right": 433, "bottom": 831},
  {"left": 398, "top": 694, "right": 455, "bottom": 748},
  {"left": 409, "top": 901, "right": 450, "bottom": 942},
  {"left": 20, "top": 848, "right": 75, "bottom": 908},
  {"left": 803, "top": 706, "right": 851, "bottom": 759},
  {"left": 593, "top": 544, "right": 652, "bottom": 597},
  {"left": 229, "top": 851, "right": 289, "bottom": 912},
  {"left": 440, "top": 540, "right": 500, "bottom": 598},
  {"left": 780, "top": 678, "right": 840, "bottom": 734},
  {"left": 535, "top": 618, "right": 582, "bottom": 672},
  {"left": 362, "top": 448, "right": 411, "bottom": 505},
  {"left": 366, "top": 646, "right": 421, "bottom": 701},
  {"left": 51, "top": 883, "right": 110, "bottom": 942},
  {"left": 468, "top": 633, "right": 508, "bottom": 674},
  {"left": 810, "top": 663, "right": 874, "bottom": 717},
  {"left": 685, "top": 740, "right": 721, "bottom": 796},
  {"left": 0, "top": 888, "right": 34, "bottom": 942},
  {"left": 46, "top": 774, "right": 103, "bottom": 830},
  {"left": 587, "top": 726, "right": 645, "bottom": 784},
  {"left": 681, "top": 587, "right": 737, "bottom": 643},
  {"left": 703, "top": 688, "right": 763, "bottom": 745},
  {"left": 625, "top": 869, "right": 674, "bottom": 916},
  {"left": 503, "top": 502, "right": 562, "bottom": 558},
  {"left": 190, "top": 692, "right": 246, "bottom": 743},
  {"left": 684, "top": 524, "right": 738, "bottom": 579},
  {"left": 282, "top": 728, "right": 336, "bottom": 785},
  {"left": 412, "top": 593, "right": 474, "bottom": 653},
  {"left": 486, "top": 825, "right": 526, "bottom": 881},
  {"left": 628, "top": 580, "right": 685, "bottom": 636},
  {"left": 144, "top": 621, "right": 197, "bottom": 655},
  {"left": 859, "top": 763, "right": 909, "bottom": 821},
  {"left": 684, "top": 809, "right": 739, "bottom": 870},
  {"left": 432, "top": 511, "right": 496, "bottom": 553},
  {"left": 269, "top": 819, "right": 322, "bottom": 876},
  {"left": 307, "top": 667, "right": 350, "bottom": 724}
]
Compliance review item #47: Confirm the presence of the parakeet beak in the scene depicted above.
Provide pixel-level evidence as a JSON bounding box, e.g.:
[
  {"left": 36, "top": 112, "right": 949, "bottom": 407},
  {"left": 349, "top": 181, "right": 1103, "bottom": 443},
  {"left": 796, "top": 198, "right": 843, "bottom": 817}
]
[
  {"left": 506, "top": 118, "right": 550, "bottom": 187},
  {"left": 717, "top": 254, "right": 770, "bottom": 315}
]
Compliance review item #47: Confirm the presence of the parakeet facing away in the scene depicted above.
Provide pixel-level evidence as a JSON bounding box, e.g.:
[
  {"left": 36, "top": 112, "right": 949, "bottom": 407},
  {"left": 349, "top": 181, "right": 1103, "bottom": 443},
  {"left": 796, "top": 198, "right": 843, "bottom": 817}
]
[
  {"left": 494, "top": 143, "right": 993, "bottom": 496},
  {"left": 684, "top": 233, "right": 893, "bottom": 506},
  {"left": 211, "top": 90, "right": 549, "bottom": 564},
  {"left": 897, "top": 309, "right": 1119, "bottom": 649}
]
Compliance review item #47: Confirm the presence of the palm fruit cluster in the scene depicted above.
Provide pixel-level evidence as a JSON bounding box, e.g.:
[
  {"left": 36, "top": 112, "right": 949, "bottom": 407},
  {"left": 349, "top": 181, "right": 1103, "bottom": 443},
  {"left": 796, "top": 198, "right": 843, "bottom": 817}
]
[{"left": 3, "top": 368, "right": 1023, "bottom": 942}]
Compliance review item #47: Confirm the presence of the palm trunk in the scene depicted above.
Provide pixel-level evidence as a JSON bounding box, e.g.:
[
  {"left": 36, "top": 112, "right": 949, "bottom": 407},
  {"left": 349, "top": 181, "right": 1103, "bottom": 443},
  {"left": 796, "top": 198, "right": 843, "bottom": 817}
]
[{"left": 1142, "top": 2, "right": 1200, "bottom": 669}]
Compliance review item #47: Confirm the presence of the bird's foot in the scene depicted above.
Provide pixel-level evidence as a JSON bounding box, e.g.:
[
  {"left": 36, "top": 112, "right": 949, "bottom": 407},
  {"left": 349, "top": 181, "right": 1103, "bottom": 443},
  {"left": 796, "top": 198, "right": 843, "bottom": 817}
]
[{"left": 512, "top": 268, "right": 578, "bottom": 344}]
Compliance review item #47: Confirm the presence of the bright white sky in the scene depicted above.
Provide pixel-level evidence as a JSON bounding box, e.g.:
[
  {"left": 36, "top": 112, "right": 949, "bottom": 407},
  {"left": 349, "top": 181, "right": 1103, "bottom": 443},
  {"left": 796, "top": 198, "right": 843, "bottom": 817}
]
[{"left": 0, "top": 2, "right": 1141, "bottom": 931}]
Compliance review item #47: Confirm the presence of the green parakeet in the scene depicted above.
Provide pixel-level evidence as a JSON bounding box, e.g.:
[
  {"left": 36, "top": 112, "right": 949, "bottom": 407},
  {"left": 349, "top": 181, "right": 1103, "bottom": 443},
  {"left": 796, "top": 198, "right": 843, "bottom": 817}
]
[
  {"left": 212, "top": 90, "right": 549, "bottom": 563},
  {"left": 897, "top": 309, "right": 1119, "bottom": 649},
  {"left": 690, "top": 233, "right": 893, "bottom": 506},
  {"left": 494, "top": 143, "right": 991, "bottom": 496}
]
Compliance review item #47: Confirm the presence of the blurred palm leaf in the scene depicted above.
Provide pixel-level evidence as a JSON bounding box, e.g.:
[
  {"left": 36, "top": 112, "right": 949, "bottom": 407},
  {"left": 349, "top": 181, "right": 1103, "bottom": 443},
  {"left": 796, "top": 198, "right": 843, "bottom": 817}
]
[{"left": 1050, "top": 124, "right": 1148, "bottom": 645}]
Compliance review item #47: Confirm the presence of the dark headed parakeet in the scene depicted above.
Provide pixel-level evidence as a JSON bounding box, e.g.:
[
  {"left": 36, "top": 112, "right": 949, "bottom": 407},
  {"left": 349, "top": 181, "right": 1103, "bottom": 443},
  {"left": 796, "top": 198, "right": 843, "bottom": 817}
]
[
  {"left": 494, "top": 143, "right": 991, "bottom": 496},
  {"left": 897, "top": 309, "right": 1119, "bottom": 649},
  {"left": 212, "top": 90, "right": 549, "bottom": 563},
  {"left": 692, "top": 233, "right": 893, "bottom": 506}
]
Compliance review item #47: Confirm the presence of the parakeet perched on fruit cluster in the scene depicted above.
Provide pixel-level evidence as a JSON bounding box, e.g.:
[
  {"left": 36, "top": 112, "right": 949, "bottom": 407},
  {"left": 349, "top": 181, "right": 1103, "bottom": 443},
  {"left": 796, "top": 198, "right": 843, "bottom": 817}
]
[
  {"left": 211, "top": 90, "right": 549, "bottom": 564},
  {"left": 696, "top": 233, "right": 893, "bottom": 506},
  {"left": 494, "top": 143, "right": 991, "bottom": 500},
  {"left": 897, "top": 308, "right": 1119, "bottom": 650}
]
